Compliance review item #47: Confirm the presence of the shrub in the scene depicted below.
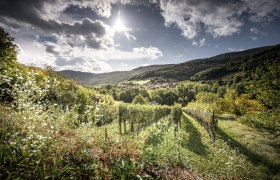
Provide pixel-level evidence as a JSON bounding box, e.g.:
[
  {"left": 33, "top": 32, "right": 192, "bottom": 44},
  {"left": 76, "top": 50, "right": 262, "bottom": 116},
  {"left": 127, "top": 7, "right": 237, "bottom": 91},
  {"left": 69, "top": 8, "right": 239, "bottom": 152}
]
[
  {"left": 239, "top": 111, "right": 280, "bottom": 138},
  {"left": 132, "top": 94, "right": 148, "bottom": 105}
]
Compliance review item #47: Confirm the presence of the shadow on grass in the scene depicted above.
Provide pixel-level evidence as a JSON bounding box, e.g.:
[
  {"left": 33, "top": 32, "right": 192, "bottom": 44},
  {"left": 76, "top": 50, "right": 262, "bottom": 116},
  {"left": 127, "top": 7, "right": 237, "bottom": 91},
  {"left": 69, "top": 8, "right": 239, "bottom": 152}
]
[
  {"left": 217, "top": 127, "right": 279, "bottom": 175},
  {"left": 181, "top": 115, "right": 208, "bottom": 156},
  {"left": 144, "top": 130, "right": 165, "bottom": 146}
]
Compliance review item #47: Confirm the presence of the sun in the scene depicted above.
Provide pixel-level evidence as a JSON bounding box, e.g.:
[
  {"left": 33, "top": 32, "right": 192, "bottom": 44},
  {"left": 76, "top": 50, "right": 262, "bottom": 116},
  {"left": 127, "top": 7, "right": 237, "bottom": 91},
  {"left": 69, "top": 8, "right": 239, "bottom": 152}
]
[
  {"left": 114, "top": 18, "right": 126, "bottom": 32},
  {"left": 114, "top": 10, "right": 127, "bottom": 32}
]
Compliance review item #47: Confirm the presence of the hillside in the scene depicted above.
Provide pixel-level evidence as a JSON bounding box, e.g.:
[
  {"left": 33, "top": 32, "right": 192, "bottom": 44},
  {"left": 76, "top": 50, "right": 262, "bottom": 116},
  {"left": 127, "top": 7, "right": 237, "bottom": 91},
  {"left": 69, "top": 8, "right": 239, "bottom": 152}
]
[
  {"left": 131, "top": 44, "right": 280, "bottom": 81},
  {"left": 59, "top": 44, "right": 280, "bottom": 86},
  {"left": 58, "top": 64, "right": 173, "bottom": 86},
  {"left": 1, "top": 27, "right": 280, "bottom": 179}
]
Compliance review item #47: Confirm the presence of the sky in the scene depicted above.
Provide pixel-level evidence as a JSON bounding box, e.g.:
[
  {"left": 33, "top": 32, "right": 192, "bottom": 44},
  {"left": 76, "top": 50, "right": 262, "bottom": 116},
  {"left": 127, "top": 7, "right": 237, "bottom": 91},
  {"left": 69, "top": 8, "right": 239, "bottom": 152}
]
[{"left": 0, "top": 0, "right": 280, "bottom": 73}]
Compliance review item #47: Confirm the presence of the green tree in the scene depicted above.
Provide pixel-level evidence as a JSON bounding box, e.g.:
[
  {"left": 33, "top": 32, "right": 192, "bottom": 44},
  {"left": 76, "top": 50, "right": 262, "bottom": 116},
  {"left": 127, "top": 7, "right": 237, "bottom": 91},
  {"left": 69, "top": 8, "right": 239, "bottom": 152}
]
[
  {"left": 196, "top": 92, "right": 219, "bottom": 104},
  {"left": 0, "top": 27, "right": 17, "bottom": 67},
  {"left": 224, "top": 89, "right": 239, "bottom": 114},
  {"left": 233, "top": 75, "right": 242, "bottom": 84},
  {"left": 119, "top": 88, "right": 149, "bottom": 103},
  {"left": 151, "top": 89, "right": 178, "bottom": 106},
  {"left": 248, "top": 65, "right": 280, "bottom": 109},
  {"left": 132, "top": 94, "right": 148, "bottom": 105}
]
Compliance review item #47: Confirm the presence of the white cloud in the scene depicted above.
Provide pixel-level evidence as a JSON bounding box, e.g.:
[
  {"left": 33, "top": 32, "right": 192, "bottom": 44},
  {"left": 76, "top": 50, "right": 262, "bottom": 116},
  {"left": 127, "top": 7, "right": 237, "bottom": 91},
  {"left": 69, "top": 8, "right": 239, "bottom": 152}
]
[
  {"left": 192, "top": 38, "right": 206, "bottom": 47},
  {"left": 228, "top": 48, "right": 244, "bottom": 52},
  {"left": 159, "top": 0, "right": 243, "bottom": 39},
  {"left": 251, "top": 36, "right": 258, "bottom": 40},
  {"left": 55, "top": 56, "right": 113, "bottom": 73},
  {"left": 250, "top": 27, "right": 260, "bottom": 34},
  {"left": 41, "top": 39, "right": 163, "bottom": 72},
  {"left": 133, "top": 46, "right": 163, "bottom": 60},
  {"left": 124, "top": 32, "right": 137, "bottom": 40},
  {"left": 176, "top": 54, "right": 183, "bottom": 58},
  {"left": 157, "top": 0, "right": 280, "bottom": 40}
]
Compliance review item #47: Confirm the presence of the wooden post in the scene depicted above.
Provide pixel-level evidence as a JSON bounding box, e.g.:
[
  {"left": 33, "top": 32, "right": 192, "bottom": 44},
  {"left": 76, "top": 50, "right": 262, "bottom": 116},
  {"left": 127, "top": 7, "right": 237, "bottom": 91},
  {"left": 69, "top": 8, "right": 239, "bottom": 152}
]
[{"left": 119, "top": 116, "right": 122, "bottom": 135}]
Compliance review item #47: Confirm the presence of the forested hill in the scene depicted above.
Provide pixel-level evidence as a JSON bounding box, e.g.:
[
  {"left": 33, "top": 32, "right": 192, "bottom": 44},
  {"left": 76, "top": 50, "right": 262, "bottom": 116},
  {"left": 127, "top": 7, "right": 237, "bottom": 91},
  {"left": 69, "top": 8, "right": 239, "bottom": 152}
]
[
  {"left": 58, "top": 64, "right": 173, "bottom": 86},
  {"left": 59, "top": 44, "right": 280, "bottom": 86}
]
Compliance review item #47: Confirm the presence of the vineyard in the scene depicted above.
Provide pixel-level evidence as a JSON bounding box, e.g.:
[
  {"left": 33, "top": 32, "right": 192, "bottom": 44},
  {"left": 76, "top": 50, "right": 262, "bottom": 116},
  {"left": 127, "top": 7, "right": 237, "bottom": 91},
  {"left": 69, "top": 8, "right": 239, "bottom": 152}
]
[
  {"left": 1, "top": 27, "right": 280, "bottom": 179},
  {"left": 184, "top": 108, "right": 217, "bottom": 140},
  {"left": 118, "top": 103, "right": 182, "bottom": 136}
]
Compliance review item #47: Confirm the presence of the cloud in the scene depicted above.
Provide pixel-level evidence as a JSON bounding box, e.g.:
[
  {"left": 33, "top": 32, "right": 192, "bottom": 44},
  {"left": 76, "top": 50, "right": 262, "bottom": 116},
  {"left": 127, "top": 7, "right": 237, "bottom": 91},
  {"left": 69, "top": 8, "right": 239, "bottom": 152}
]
[
  {"left": 228, "top": 48, "right": 244, "bottom": 52},
  {"left": 157, "top": 0, "right": 280, "bottom": 39},
  {"left": 0, "top": 0, "right": 127, "bottom": 24},
  {"left": 251, "top": 36, "right": 258, "bottom": 41},
  {"left": 192, "top": 38, "right": 206, "bottom": 47},
  {"left": 42, "top": 40, "right": 163, "bottom": 72},
  {"left": 55, "top": 56, "right": 112, "bottom": 72},
  {"left": 158, "top": 0, "right": 243, "bottom": 39},
  {"left": 45, "top": 42, "right": 61, "bottom": 55},
  {"left": 133, "top": 46, "right": 163, "bottom": 60},
  {"left": 0, "top": 0, "right": 121, "bottom": 51},
  {"left": 250, "top": 27, "right": 260, "bottom": 35},
  {"left": 244, "top": 0, "right": 280, "bottom": 22},
  {"left": 176, "top": 54, "right": 183, "bottom": 58},
  {"left": 124, "top": 32, "right": 137, "bottom": 41}
]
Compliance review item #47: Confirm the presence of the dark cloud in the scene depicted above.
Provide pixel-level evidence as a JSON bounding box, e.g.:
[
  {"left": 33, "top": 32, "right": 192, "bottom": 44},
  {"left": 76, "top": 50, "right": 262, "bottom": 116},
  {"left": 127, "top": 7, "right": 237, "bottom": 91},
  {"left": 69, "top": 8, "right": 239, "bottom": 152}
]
[
  {"left": 84, "top": 35, "right": 102, "bottom": 49},
  {"left": 61, "top": 18, "right": 106, "bottom": 37},
  {"left": 158, "top": 0, "right": 280, "bottom": 39},
  {"left": 0, "top": 0, "right": 106, "bottom": 37},
  {"left": 45, "top": 42, "right": 60, "bottom": 55}
]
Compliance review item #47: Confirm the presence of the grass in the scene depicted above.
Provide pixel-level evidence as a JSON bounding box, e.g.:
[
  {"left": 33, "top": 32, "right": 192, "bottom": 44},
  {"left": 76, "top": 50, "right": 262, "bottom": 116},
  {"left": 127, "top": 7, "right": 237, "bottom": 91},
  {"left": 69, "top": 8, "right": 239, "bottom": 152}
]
[
  {"left": 1, "top": 99, "right": 275, "bottom": 179},
  {"left": 88, "top": 112, "right": 256, "bottom": 179},
  {"left": 217, "top": 117, "right": 280, "bottom": 179}
]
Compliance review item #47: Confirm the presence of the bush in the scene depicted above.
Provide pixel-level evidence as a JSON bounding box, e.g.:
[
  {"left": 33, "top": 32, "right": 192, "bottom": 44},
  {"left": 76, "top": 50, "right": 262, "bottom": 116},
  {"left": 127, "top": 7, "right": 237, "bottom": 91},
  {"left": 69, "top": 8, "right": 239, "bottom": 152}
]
[
  {"left": 239, "top": 111, "right": 280, "bottom": 138},
  {"left": 118, "top": 103, "right": 172, "bottom": 135},
  {"left": 132, "top": 94, "right": 148, "bottom": 105}
]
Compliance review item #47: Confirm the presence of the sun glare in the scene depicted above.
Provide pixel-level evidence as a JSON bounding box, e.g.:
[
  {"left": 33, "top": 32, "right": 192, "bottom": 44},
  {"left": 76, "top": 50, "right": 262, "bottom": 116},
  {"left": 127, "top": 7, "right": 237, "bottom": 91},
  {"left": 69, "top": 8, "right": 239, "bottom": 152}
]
[
  {"left": 114, "top": 18, "right": 126, "bottom": 32},
  {"left": 114, "top": 10, "right": 127, "bottom": 32}
]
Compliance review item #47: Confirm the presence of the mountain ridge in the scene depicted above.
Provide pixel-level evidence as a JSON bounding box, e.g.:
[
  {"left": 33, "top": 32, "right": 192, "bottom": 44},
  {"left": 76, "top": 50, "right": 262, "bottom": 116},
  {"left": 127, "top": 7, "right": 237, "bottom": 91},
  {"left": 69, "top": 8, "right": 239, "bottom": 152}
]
[{"left": 58, "top": 44, "right": 280, "bottom": 86}]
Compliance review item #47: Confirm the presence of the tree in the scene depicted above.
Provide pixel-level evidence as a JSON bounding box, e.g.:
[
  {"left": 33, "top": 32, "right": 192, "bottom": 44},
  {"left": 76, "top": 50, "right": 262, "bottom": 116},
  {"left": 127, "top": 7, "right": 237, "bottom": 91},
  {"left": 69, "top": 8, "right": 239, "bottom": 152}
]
[
  {"left": 151, "top": 89, "right": 178, "bottom": 106},
  {"left": 132, "top": 94, "right": 148, "bottom": 105},
  {"left": 119, "top": 88, "right": 149, "bottom": 103},
  {"left": 196, "top": 92, "right": 219, "bottom": 104},
  {"left": 248, "top": 65, "right": 280, "bottom": 109},
  {"left": 0, "top": 27, "right": 17, "bottom": 67},
  {"left": 0, "top": 28, "right": 17, "bottom": 101},
  {"left": 233, "top": 75, "right": 242, "bottom": 84}
]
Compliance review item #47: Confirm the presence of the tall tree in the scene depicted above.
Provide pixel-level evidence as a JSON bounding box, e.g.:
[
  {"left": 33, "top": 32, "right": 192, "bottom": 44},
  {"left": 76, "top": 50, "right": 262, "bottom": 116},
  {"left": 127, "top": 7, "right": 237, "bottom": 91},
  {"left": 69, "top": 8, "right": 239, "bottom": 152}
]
[{"left": 0, "top": 27, "right": 17, "bottom": 68}]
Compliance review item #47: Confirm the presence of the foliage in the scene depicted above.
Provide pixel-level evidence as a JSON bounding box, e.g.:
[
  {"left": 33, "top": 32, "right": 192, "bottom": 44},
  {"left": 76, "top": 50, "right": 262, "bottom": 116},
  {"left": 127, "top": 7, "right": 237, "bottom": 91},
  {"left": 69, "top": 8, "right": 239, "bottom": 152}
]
[
  {"left": 0, "top": 27, "right": 17, "bottom": 67},
  {"left": 141, "top": 114, "right": 254, "bottom": 179},
  {"left": 248, "top": 64, "right": 280, "bottom": 109},
  {"left": 0, "top": 27, "right": 279, "bottom": 179},
  {"left": 184, "top": 108, "right": 217, "bottom": 140},
  {"left": 119, "top": 88, "right": 149, "bottom": 103},
  {"left": 95, "top": 103, "right": 117, "bottom": 126},
  {"left": 190, "top": 67, "right": 236, "bottom": 81},
  {"left": 112, "top": 156, "right": 142, "bottom": 179},
  {"left": 223, "top": 89, "right": 239, "bottom": 114},
  {"left": 118, "top": 103, "right": 172, "bottom": 135},
  {"left": 234, "top": 94, "right": 265, "bottom": 114},
  {"left": 132, "top": 94, "right": 148, "bottom": 105},
  {"left": 175, "top": 84, "right": 195, "bottom": 105},
  {"left": 172, "top": 103, "right": 182, "bottom": 134},
  {"left": 150, "top": 89, "right": 178, "bottom": 106},
  {"left": 239, "top": 110, "right": 280, "bottom": 138},
  {"left": 187, "top": 92, "right": 226, "bottom": 114}
]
